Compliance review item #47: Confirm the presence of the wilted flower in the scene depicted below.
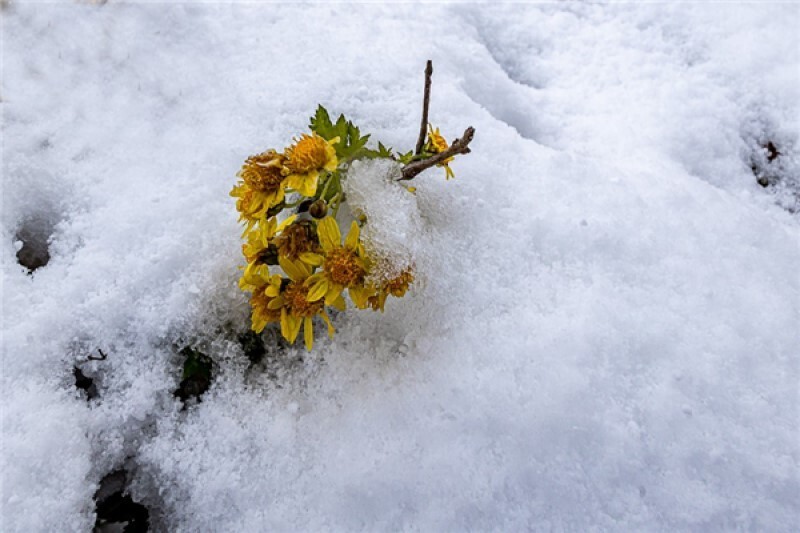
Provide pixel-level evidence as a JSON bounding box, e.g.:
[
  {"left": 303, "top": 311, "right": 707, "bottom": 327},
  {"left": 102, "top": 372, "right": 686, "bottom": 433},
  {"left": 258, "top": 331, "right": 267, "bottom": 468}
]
[
  {"left": 368, "top": 268, "right": 414, "bottom": 312},
  {"left": 230, "top": 150, "right": 288, "bottom": 227},
  {"left": 273, "top": 219, "right": 321, "bottom": 263}
]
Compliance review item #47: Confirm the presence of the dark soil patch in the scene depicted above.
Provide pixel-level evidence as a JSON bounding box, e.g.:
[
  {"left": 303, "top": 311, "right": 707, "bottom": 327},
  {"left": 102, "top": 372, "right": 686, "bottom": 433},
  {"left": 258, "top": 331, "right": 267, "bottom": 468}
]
[{"left": 94, "top": 470, "right": 150, "bottom": 533}]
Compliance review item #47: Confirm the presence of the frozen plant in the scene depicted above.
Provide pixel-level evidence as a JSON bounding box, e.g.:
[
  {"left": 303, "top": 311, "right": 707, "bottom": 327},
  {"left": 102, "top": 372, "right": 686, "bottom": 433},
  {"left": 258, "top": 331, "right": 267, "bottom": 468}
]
[{"left": 230, "top": 61, "right": 475, "bottom": 350}]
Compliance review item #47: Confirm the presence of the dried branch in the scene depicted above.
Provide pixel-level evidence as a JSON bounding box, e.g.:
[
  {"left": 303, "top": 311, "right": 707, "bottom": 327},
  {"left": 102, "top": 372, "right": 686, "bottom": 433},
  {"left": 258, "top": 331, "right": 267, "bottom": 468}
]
[
  {"left": 414, "top": 60, "right": 434, "bottom": 155},
  {"left": 400, "top": 127, "right": 475, "bottom": 181},
  {"left": 88, "top": 348, "right": 107, "bottom": 361}
]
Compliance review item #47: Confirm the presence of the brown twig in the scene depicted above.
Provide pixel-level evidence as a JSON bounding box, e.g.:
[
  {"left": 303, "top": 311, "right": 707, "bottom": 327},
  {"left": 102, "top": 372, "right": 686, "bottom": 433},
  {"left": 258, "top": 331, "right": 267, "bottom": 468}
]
[
  {"left": 399, "top": 127, "right": 475, "bottom": 181},
  {"left": 88, "top": 348, "right": 107, "bottom": 361},
  {"left": 414, "top": 60, "right": 433, "bottom": 155}
]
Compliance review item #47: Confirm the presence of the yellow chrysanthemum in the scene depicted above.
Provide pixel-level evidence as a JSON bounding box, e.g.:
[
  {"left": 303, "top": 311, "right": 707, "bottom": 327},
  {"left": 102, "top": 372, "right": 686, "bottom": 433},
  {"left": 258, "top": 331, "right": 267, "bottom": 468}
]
[
  {"left": 303, "top": 217, "right": 373, "bottom": 309},
  {"left": 283, "top": 133, "right": 339, "bottom": 197},
  {"left": 230, "top": 150, "right": 288, "bottom": 228},
  {"left": 241, "top": 215, "right": 297, "bottom": 277},
  {"left": 266, "top": 257, "right": 344, "bottom": 351},
  {"left": 426, "top": 125, "right": 455, "bottom": 180},
  {"left": 368, "top": 268, "right": 415, "bottom": 312}
]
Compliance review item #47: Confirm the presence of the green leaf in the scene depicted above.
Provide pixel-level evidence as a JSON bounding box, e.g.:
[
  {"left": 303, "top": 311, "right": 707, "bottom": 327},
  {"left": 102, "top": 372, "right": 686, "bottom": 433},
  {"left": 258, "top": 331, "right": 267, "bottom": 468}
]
[
  {"left": 310, "top": 104, "right": 410, "bottom": 162},
  {"left": 360, "top": 141, "right": 395, "bottom": 160},
  {"left": 309, "top": 105, "right": 335, "bottom": 139},
  {"left": 180, "top": 347, "right": 212, "bottom": 381},
  {"left": 309, "top": 104, "right": 378, "bottom": 161},
  {"left": 397, "top": 150, "right": 416, "bottom": 164}
]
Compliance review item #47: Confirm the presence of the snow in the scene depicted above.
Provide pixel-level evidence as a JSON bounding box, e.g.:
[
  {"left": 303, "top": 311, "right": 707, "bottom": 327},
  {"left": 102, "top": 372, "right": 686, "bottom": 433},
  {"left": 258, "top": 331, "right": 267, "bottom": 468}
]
[
  {"left": 2, "top": 2, "right": 799, "bottom": 531},
  {"left": 343, "top": 158, "right": 421, "bottom": 284}
]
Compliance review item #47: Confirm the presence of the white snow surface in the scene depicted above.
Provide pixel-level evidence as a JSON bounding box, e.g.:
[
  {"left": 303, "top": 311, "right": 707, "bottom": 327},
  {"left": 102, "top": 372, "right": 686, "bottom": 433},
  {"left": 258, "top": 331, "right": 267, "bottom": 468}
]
[{"left": 2, "top": 2, "right": 799, "bottom": 531}]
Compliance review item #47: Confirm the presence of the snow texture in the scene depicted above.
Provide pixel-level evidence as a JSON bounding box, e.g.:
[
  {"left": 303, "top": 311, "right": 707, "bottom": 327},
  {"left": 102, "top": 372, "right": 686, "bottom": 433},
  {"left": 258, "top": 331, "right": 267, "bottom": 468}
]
[{"left": 2, "top": 2, "right": 799, "bottom": 531}]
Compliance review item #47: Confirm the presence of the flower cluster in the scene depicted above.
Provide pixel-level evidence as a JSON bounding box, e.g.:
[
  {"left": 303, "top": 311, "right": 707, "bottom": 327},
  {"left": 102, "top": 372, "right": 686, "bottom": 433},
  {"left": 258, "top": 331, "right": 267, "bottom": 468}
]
[{"left": 232, "top": 105, "right": 466, "bottom": 350}]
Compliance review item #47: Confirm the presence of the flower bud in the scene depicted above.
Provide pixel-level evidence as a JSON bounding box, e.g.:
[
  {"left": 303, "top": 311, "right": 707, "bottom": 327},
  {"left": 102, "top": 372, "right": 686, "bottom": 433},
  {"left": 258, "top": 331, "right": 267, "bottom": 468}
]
[{"left": 309, "top": 199, "right": 328, "bottom": 219}]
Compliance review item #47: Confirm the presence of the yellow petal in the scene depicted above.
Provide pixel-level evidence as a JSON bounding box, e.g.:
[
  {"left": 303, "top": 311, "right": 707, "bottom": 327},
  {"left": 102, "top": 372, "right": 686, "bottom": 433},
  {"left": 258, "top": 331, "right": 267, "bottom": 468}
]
[
  {"left": 252, "top": 314, "right": 266, "bottom": 333},
  {"left": 317, "top": 217, "right": 341, "bottom": 253},
  {"left": 276, "top": 214, "right": 297, "bottom": 232},
  {"left": 280, "top": 308, "right": 290, "bottom": 340},
  {"left": 321, "top": 311, "right": 335, "bottom": 338},
  {"left": 299, "top": 171, "right": 319, "bottom": 197},
  {"left": 288, "top": 314, "right": 302, "bottom": 343},
  {"left": 279, "top": 256, "right": 307, "bottom": 282},
  {"left": 299, "top": 252, "right": 324, "bottom": 266},
  {"left": 307, "top": 280, "right": 329, "bottom": 302},
  {"left": 265, "top": 284, "right": 280, "bottom": 298},
  {"left": 344, "top": 221, "right": 360, "bottom": 251},
  {"left": 268, "top": 296, "right": 284, "bottom": 310},
  {"left": 330, "top": 295, "right": 346, "bottom": 311},
  {"left": 349, "top": 287, "right": 369, "bottom": 309},
  {"left": 304, "top": 316, "right": 314, "bottom": 351},
  {"left": 325, "top": 285, "right": 343, "bottom": 306},
  {"left": 323, "top": 144, "right": 339, "bottom": 171},
  {"left": 376, "top": 292, "right": 388, "bottom": 312}
]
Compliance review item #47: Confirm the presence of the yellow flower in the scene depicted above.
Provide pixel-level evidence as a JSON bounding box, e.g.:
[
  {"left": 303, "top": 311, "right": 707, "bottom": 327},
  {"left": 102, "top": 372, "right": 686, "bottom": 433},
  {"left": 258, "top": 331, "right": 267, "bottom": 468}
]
[
  {"left": 241, "top": 215, "right": 297, "bottom": 273},
  {"left": 368, "top": 268, "right": 415, "bottom": 312},
  {"left": 303, "top": 217, "right": 372, "bottom": 309},
  {"left": 266, "top": 257, "right": 343, "bottom": 351},
  {"left": 230, "top": 150, "right": 288, "bottom": 227},
  {"left": 426, "top": 125, "right": 455, "bottom": 180},
  {"left": 283, "top": 133, "right": 339, "bottom": 197},
  {"left": 252, "top": 267, "right": 290, "bottom": 333}
]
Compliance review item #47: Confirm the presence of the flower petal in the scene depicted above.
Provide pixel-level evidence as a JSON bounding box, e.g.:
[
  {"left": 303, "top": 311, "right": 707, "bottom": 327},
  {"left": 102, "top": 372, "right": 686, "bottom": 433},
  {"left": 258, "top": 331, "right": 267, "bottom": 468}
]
[
  {"left": 307, "top": 280, "right": 328, "bottom": 302},
  {"left": 304, "top": 317, "right": 314, "bottom": 351},
  {"left": 317, "top": 217, "right": 341, "bottom": 253},
  {"left": 321, "top": 311, "right": 335, "bottom": 338},
  {"left": 280, "top": 308, "right": 290, "bottom": 340},
  {"left": 265, "top": 284, "right": 280, "bottom": 298},
  {"left": 300, "top": 171, "right": 319, "bottom": 197},
  {"left": 279, "top": 256, "right": 307, "bottom": 282},
  {"left": 324, "top": 285, "right": 343, "bottom": 306},
  {"left": 344, "top": 221, "right": 360, "bottom": 251},
  {"left": 276, "top": 214, "right": 297, "bottom": 232},
  {"left": 330, "top": 295, "right": 346, "bottom": 311},
  {"left": 349, "top": 287, "right": 369, "bottom": 309},
  {"left": 299, "top": 252, "right": 324, "bottom": 266},
  {"left": 288, "top": 314, "right": 302, "bottom": 343}
]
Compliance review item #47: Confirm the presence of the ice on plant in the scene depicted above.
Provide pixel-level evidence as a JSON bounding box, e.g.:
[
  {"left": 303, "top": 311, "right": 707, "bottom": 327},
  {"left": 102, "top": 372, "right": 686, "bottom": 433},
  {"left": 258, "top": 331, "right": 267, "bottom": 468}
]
[
  {"left": 2, "top": 3, "right": 799, "bottom": 532},
  {"left": 343, "top": 158, "right": 425, "bottom": 285}
]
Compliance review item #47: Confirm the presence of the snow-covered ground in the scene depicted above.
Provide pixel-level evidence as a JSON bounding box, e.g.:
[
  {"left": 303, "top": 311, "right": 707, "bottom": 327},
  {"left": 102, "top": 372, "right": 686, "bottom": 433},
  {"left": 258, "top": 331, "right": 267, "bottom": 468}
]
[{"left": 2, "top": 2, "right": 799, "bottom": 531}]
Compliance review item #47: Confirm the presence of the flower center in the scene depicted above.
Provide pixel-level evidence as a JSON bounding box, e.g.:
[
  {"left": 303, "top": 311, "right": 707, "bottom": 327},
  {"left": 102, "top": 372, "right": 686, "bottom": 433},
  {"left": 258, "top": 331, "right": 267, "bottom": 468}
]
[
  {"left": 325, "top": 248, "right": 366, "bottom": 287},
  {"left": 251, "top": 289, "right": 281, "bottom": 321},
  {"left": 274, "top": 222, "right": 319, "bottom": 259},
  {"left": 284, "top": 281, "right": 323, "bottom": 317},
  {"left": 386, "top": 269, "right": 414, "bottom": 296},
  {"left": 286, "top": 134, "right": 328, "bottom": 174},
  {"left": 241, "top": 153, "right": 284, "bottom": 193}
]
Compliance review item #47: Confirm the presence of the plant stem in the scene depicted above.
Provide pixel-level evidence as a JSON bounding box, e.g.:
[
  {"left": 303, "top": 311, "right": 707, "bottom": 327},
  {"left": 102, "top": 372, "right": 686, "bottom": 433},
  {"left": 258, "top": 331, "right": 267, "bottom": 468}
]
[
  {"left": 415, "top": 60, "right": 433, "bottom": 155},
  {"left": 399, "top": 127, "right": 475, "bottom": 181}
]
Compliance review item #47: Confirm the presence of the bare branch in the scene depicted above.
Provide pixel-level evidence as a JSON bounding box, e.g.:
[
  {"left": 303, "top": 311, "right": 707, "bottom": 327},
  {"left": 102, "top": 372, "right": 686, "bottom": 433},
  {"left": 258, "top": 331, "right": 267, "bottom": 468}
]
[
  {"left": 414, "top": 60, "right": 433, "bottom": 155},
  {"left": 399, "top": 127, "right": 475, "bottom": 181},
  {"left": 88, "top": 348, "right": 107, "bottom": 361}
]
